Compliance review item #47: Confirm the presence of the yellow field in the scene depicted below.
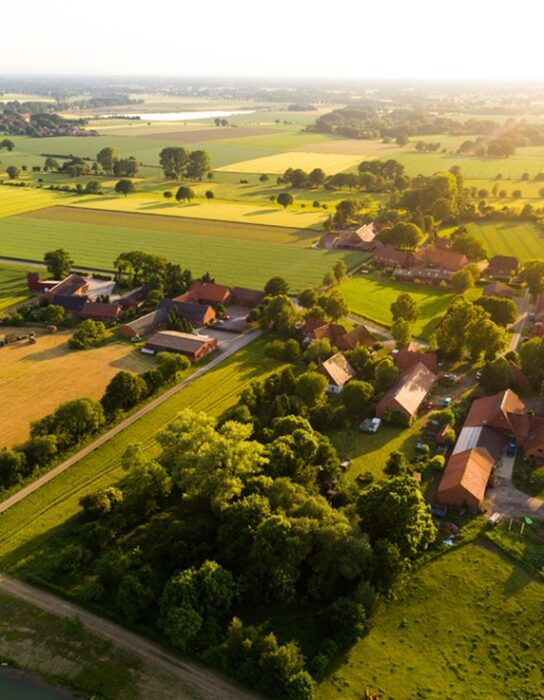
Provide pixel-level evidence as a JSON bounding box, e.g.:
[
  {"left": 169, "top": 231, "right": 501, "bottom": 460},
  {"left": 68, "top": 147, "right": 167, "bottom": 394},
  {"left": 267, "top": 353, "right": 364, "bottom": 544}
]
[
  {"left": 70, "top": 195, "right": 326, "bottom": 228},
  {"left": 0, "top": 188, "right": 78, "bottom": 218},
  {"left": 216, "top": 151, "right": 362, "bottom": 174},
  {"left": 0, "top": 328, "right": 152, "bottom": 447}
]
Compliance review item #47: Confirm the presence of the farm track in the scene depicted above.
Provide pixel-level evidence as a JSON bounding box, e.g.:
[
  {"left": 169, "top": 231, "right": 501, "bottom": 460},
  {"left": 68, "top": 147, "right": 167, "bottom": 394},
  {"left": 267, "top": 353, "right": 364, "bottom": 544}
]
[
  {"left": 0, "top": 574, "right": 261, "bottom": 700},
  {"left": 0, "top": 329, "right": 262, "bottom": 516}
]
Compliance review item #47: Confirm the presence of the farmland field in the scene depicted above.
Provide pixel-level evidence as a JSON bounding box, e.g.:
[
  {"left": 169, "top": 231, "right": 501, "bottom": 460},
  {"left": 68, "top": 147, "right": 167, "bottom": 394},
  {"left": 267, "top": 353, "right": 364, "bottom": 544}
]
[
  {"left": 0, "top": 263, "right": 42, "bottom": 311},
  {"left": 465, "top": 221, "right": 544, "bottom": 260},
  {"left": 69, "top": 195, "right": 327, "bottom": 228},
  {"left": 0, "top": 187, "right": 77, "bottom": 217},
  {"left": 0, "top": 212, "right": 363, "bottom": 291},
  {"left": 24, "top": 205, "right": 318, "bottom": 245},
  {"left": 0, "top": 339, "right": 282, "bottom": 573},
  {"left": 0, "top": 327, "right": 152, "bottom": 448},
  {"left": 317, "top": 543, "right": 544, "bottom": 699},
  {"left": 340, "top": 274, "right": 482, "bottom": 338},
  {"left": 217, "top": 151, "right": 363, "bottom": 174}
]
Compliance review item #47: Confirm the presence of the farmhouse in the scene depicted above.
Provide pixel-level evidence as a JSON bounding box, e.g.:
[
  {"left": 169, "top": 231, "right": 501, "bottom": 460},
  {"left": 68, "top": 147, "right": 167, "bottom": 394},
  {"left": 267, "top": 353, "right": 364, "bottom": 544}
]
[
  {"left": 415, "top": 246, "right": 469, "bottom": 271},
  {"left": 338, "top": 223, "right": 380, "bottom": 251},
  {"left": 144, "top": 330, "right": 218, "bottom": 362},
  {"left": 41, "top": 273, "right": 88, "bottom": 304},
  {"left": 316, "top": 352, "right": 356, "bottom": 393},
  {"left": 27, "top": 272, "right": 60, "bottom": 293},
  {"left": 336, "top": 324, "right": 375, "bottom": 350},
  {"left": 80, "top": 301, "right": 122, "bottom": 322},
  {"left": 437, "top": 447, "right": 496, "bottom": 511},
  {"left": 183, "top": 281, "right": 232, "bottom": 306},
  {"left": 437, "top": 389, "right": 544, "bottom": 509},
  {"left": 117, "top": 285, "right": 148, "bottom": 310},
  {"left": 120, "top": 308, "right": 168, "bottom": 339},
  {"left": 232, "top": 287, "right": 265, "bottom": 307},
  {"left": 395, "top": 342, "right": 438, "bottom": 373},
  {"left": 160, "top": 298, "right": 216, "bottom": 326},
  {"left": 318, "top": 232, "right": 342, "bottom": 250},
  {"left": 373, "top": 246, "right": 415, "bottom": 268},
  {"left": 393, "top": 266, "right": 453, "bottom": 286},
  {"left": 483, "top": 281, "right": 515, "bottom": 299},
  {"left": 51, "top": 295, "right": 88, "bottom": 314},
  {"left": 376, "top": 362, "right": 436, "bottom": 422},
  {"left": 487, "top": 255, "right": 519, "bottom": 280},
  {"left": 302, "top": 318, "right": 374, "bottom": 349}
]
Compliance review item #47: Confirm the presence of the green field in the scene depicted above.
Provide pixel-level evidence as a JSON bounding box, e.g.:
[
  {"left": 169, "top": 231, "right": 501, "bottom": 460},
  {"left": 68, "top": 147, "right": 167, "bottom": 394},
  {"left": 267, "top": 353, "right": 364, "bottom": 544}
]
[
  {"left": 340, "top": 274, "right": 482, "bottom": 338},
  {"left": 217, "top": 151, "right": 363, "bottom": 175},
  {"left": 465, "top": 221, "right": 544, "bottom": 261},
  {"left": 0, "top": 339, "right": 283, "bottom": 573},
  {"left": 0, "top": 212, "right": 364, "bottom": 291},
  {"left": 317, "top": 543, "right": 544, "bottom": 699},
  {"left": 0, "top": 187, "right": 77, "bottom": 217},
  {"left": 0, "top": 263, "right": 42, "bottom": 311}
]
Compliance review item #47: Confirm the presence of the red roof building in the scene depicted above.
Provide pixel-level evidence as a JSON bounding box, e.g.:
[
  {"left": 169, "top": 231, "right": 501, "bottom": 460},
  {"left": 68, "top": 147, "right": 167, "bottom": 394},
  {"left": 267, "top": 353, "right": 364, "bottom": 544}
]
[
  {"left": 395, "top": 343, "right": 438, "bottom": 373},
  {"left": 437, "top": 447, "right": 495, "bottom": 511},
  {"left": 376, "top": 362, "right": 436, "bottom": 422},
  {"left": 487, "top": 255, "right": 519, "bottom": 280},
  {"left": 415, "top": 246, "right": 469, "bottom": 271},
  {"left": 373, "top": 246, "right": 415, "bottom": 268}
]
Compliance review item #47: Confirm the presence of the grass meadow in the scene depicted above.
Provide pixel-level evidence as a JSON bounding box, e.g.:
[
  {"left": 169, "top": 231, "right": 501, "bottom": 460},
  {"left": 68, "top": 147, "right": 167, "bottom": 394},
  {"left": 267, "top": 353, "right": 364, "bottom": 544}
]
[
  {"left": 0, "top": 263, "right": 42, "bottom": 311},
  {"left": 317, "top": 543, "right": 544, "bottom": 699},
  {"left": 464, "top": 221, "right": 544, "bottom": 261},
  {"left": 0, "top": 186, "right": 77, "bottom": 217},
  {"left": 0, "top": 339, "right": 282, "bottom": 574},
  {"left": 340, "top": 274, "right": 482, "bottom": 338},
  {"left": 0, "top": 211, "right": 363, "bottom": 291},
  {"left": 0, "top": 326, "right": 152, "bottom": 448},
  {"left": 217, "top": 151, "right": 363, "bottom": 175}
]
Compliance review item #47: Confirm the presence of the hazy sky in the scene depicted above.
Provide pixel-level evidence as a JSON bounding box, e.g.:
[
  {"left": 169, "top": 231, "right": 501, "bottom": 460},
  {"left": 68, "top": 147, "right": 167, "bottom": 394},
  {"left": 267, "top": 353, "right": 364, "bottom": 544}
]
[{"left": 3, "top": 1, "right": 544, "bottom": 80}]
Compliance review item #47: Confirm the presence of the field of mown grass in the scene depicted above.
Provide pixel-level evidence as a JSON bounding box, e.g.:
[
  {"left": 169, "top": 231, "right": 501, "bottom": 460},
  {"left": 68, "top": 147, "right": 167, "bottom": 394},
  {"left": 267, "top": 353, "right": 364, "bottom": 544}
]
[
  {"left": 0, "top": 263, "right": 42, "bottom": 312},
  {"left": 0, "top": 339, "right": 282, "bottom": 573},
  {"left": 465, "top": 221, "right": 544, "bottom": 261},
  {"left": 69, "top": 194, "right": 327, "bottom": 229},
  {"left": 217, "top": 151, "right": 363, "bottom": 175},
  {"left": 340, "top": 274, "right": 482, "bottom": 338},
  {"left": 0, "top": 326, "right": 153, "bottom": 448},
  {"left": 318, "top": 543, "right": 544, "bottom": 699},
  {"left": 0, "top": 213, "right": 363, "bottom": 291},
  {"left": 0, "top": 186, "right": 77, "bottom": 217}
]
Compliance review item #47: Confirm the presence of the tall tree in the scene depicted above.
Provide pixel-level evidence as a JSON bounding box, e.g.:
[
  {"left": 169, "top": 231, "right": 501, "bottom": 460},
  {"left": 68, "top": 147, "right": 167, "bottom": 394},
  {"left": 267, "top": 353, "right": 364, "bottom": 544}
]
[
  {"left": 159, "top": 146, "right": 189, "bottom": 179},
  {"left": 186, "top": 150, "right": 211, "bottom": 180},
  {"left": 44, "top": 248, "right": 73, "bottom": 279},
  {"left": 96, "top": 147, "right": 117, "bottom": 174}
]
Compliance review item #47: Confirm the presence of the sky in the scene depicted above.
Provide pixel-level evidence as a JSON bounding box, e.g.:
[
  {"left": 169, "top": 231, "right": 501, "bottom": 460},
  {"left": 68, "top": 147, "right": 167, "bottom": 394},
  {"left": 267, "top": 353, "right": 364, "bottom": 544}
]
[{"left": 3, "top": 1, "right": 544, "bottom": 81}]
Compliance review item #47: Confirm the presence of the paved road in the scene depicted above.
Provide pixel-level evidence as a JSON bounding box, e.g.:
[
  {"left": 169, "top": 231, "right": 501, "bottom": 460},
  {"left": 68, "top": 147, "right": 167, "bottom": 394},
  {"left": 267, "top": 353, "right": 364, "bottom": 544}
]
[
  {"left": 0, "top": 329, "right": 261, "bottom": 515},
  {"left": 489, "top": 450, "right": 544, "bottom": 518},
  {"left": 0, "top": 574, "right": 260, "bottom": 700},
  {"left": 506, "top": 289, "right": 531, "bottom": 353}
]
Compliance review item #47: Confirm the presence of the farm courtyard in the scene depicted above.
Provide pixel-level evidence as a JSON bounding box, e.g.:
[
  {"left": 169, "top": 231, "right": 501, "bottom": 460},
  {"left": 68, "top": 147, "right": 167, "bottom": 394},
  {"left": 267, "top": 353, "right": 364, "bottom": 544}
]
[{"left": 0, "top": 328, "right": 151, "bottom": 447}]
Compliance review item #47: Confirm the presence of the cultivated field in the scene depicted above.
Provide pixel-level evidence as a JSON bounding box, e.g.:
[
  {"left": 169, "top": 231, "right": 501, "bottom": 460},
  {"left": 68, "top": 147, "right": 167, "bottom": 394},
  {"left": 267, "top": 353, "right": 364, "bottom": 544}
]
[
  {"left": 317, "top": 543, "right": 544, "bottom": 699},
  {"left": 0, "top": 263, "right": 42, "bottom": 311},
  {"left": 341, "top": 275, "right": 482, "bottom": 338},
  {"left": 0, "top": 339, "right": 282, "bottom": 572},
  {"left": 217, "top": 151, "right": 363, "bottom": 175},
  {"left": 69, "top": 195, "right": 327, "bottom": 229},
  {"left": 465, "top": 221, "right": 544, "bottom": 260},
  {"left": 24, "top": 205, "right": 318, "bottom": 244},
  {"left": 0, "top": 327, "right": 152, "bottom": 447},
  {"left": 0, "top": 187, "right": 77, "bottom": 217},
  {"left": 0, "top": 212, "right": 362, "bottom": 291}
]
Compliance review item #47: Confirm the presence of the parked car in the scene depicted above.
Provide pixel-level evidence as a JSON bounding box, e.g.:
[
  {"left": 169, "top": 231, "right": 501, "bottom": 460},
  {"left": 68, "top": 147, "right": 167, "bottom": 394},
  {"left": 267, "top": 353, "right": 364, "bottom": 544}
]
[
  {"left": 442, "top": 397, "right": 452, "bottom": 407},
  {"left": 475, "top": 370, "right": 482, "bottom": 380},
  {"left": 506, "top": 441, "right": 516, "bottom": 457},
  {"left": 443, "top": 373, "right": 457, "bottom": 383}
]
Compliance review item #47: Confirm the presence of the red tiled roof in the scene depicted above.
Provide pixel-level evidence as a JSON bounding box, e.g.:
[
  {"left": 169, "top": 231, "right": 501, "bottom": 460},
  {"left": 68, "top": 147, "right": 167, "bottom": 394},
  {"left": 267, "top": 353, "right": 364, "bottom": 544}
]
[
  {"left": 336, "top": 324, "right": 375, "bottom": 350},
  {"left": 396, "top": 347, "right": 438, "bottom": 373},
  {"left": 373, "top": 246, "right": 411, "bottom": 266},
  {"left": 487, "top": 255, "right": 519, "bottom": 272},
  {"left": 316, "top": 352, "right": 356, "bottom": 387},
  {"left": 483, "top": 281, "right": 514, "bottom": 298},
  {"left": 438, "top": 447, "right": 495, "bottom": 506},
  {"left": 416, "top": 246, "right": 469, "bottom": 271},
  {"left": 188, "top": 281, "right": 232, "bottom": 304},
  {"left": 376, "top": 362, "right": 436, "bottom": 419},
  {"left": 464, "top": 389, "right": 526, "bottom": 433},
  {"left": 80, "top": 302, "right": 121, "bottom": 321}
]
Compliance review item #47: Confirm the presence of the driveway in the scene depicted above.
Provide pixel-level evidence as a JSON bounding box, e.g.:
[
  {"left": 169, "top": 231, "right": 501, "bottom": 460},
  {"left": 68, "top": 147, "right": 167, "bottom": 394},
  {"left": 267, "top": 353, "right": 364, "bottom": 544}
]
[{"left": 488, "top": 451, "right": 544, "bottom": 519}]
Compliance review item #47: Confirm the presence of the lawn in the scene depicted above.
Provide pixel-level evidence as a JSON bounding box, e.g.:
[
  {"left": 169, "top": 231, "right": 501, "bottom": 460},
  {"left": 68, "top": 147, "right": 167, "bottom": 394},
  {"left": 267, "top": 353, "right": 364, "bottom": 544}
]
[
  {"left": 69, "top": 194, "right": 327, "bottom": 229},
  {"left": 340, "top": 274, "right": 482, "bottom": 338},
  {"left": 0, "top": 263, "right": 42, "bottom": 312},
  {"left": 0, "top": 326, "right": 152, "bottom": 448},
  {"left": 0, "top": 213, "right": 363, "bottom": 292},
  {"left": 0, "top": 339, "right": 283, "bottom": 573},
  {"left": 317, "top": 543, "right": 544, "bottom": 699},
  {"left": 465, "top": 221, "right": 544, "bottom": 261},
  {"left": 329, "top": 418, "right": 425, "bottom": 481},
  {"left": 216, "top": 151, "right": 363, "bottom": 175}
]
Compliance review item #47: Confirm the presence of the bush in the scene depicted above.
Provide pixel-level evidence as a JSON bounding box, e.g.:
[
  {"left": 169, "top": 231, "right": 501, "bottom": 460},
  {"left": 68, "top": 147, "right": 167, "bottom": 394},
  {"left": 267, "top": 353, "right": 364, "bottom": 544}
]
[{"left": 69, "top": 320, "right": 107, "bottom": 349}]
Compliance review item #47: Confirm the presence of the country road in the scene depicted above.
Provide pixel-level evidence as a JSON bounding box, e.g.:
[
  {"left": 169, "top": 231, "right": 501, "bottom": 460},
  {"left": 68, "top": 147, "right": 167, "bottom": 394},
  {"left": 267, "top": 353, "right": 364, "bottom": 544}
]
[
  {"left": 0, "top": 574, "right": 261, "bottom": 700},
  {"left": 0, "top": 328, "right": 261, "bottom": 515}
]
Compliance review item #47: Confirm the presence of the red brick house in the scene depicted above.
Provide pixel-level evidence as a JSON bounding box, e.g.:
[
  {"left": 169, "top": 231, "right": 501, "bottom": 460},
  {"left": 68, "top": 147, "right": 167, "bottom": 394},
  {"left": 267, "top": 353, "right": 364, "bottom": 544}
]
[
  {"left": 437, "top": 447, "right": 495, "bottom": 511},
  {"left": 483, "top": 281, "right": 515, "bottom": 299},
  {"left": 144, "top": 330, "right": 218, "bottom": 362},
  {"left": 395, "top": 343, "right": 438, "bottom": 373},
  {"left": 316, "top": 352, "right": 356, "bottom": 393},
  {"left": 373, "top": 246, "right": 415, "bottom": 268},
  {"left": 415, "top": 246, "right": 469, "bottom": 271},
  {"left": 487, "top": 255, "right": 519, "bottom": 280},
  {"left": 376, "top": 362, "right": 436, "bottom": 422}
]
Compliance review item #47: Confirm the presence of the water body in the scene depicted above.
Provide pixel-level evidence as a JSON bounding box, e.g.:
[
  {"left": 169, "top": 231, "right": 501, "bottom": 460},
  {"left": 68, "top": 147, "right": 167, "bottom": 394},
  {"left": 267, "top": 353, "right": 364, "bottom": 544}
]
[
  {"left": 100, "top": 109, "right": 256, "bottom": 122},
  {"left": 0, "top": 669, "right": 73, "bottom": 699}
]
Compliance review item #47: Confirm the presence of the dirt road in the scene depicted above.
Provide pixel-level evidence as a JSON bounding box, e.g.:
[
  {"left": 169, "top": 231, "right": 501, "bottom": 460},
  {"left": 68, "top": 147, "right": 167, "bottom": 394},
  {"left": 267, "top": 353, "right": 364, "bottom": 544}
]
[
  {"left": 0, "top": 329, "right": 261, "bottom": 515},
  {"left": 0, "top": 574, "right": 260, "bottom": 700}
]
